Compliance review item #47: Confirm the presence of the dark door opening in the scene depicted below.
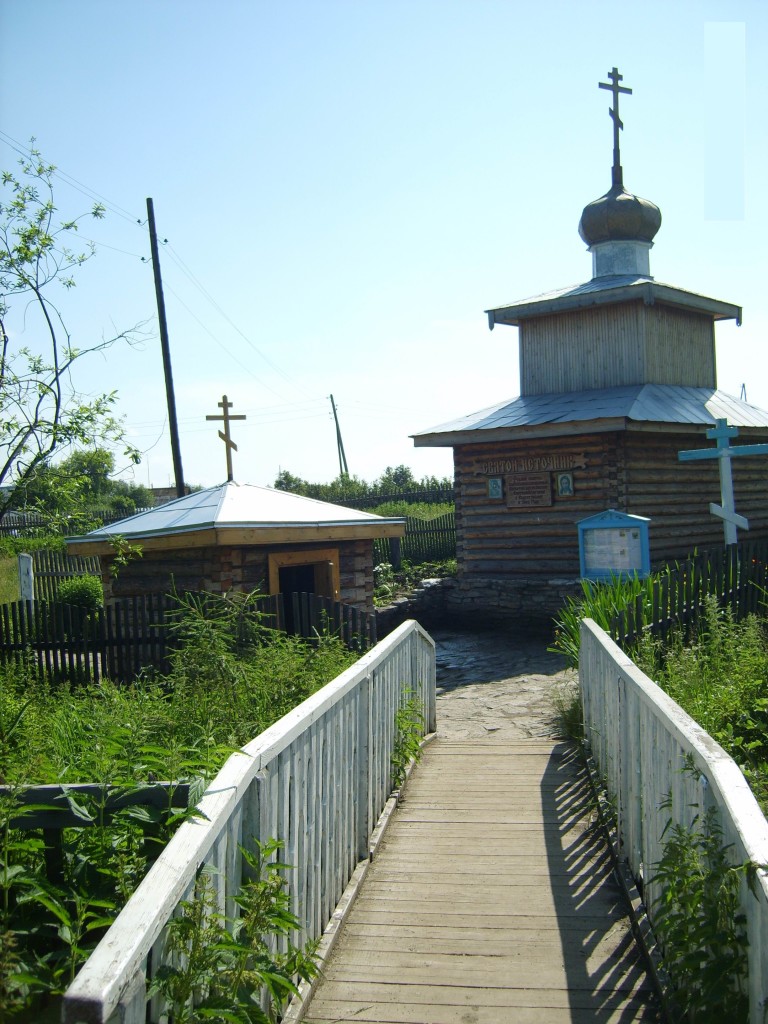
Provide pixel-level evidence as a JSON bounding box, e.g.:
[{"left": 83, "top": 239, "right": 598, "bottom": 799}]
[
  {"left": 279, "top": 563, "right": 316, "bottom": 596},
  {"left": 279, "top": 563, "right": 317, "bottom": 633}
]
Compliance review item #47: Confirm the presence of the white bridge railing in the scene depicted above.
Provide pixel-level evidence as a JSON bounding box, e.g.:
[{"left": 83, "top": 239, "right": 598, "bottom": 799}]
[
  {"left": 63, "top": 619, "right": 436, "bottom": 1024},
  {"left": 580, "top": 618, "right": 768, "bottom": 1023}
]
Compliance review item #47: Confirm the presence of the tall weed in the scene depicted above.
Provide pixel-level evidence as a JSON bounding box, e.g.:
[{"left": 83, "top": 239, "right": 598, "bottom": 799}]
[
  {"left": 550, "top": 573, "right": 653, "bottom": 668},
  {"left": 652, "top": 792, "right": 752, "bottom": 1023},
  {"left": 636, "top": 598, "right": 768, "bottom": 811},
  {"left": 0, "top": 588, "right": 355, "bottom": 1016}
]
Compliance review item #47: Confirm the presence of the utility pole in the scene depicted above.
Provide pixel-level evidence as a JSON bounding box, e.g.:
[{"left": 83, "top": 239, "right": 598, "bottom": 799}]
[
  {"left": 146, "top": 198, "right": 186, "bottom": 499},
  {"left": 329, "top": 394, "right": 349, "bottom": 477}
]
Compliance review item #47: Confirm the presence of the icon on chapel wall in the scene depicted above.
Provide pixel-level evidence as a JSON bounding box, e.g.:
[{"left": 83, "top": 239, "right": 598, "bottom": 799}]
[
  {"left": 557, "top": 473, "right": 574, "bottom": 497},
  {"left": 488, "top": 477, "right": 503, "bottom": 499}
]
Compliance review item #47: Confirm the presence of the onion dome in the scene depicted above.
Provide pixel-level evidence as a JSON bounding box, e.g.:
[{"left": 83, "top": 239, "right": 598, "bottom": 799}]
[{"left": 578, "top": 183, "right": 662, "bottom": 247}]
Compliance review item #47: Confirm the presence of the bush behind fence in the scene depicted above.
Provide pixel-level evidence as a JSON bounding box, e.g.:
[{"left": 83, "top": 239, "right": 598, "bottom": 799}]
[{"left": 374, "top": 511, "right": 456, "bottom": 566}]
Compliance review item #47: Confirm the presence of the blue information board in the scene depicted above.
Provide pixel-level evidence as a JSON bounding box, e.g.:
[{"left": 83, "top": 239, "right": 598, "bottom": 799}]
[{"left": 577, "top": 509, "right": 651, "bottom": 581}]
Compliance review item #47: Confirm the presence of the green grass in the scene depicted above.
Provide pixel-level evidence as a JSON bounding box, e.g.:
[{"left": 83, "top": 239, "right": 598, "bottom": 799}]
[
  {"left": 368, "top": 500, "right": 453, "bottom": 519},
  {"left": 636, "top": 598, "right": 768, "bottom": 812},
  {"left": 1, "top": 594, "right": 356, "bottom": 786},
  {"left": 1, "top": 590, "right": 358, "bottom": 1016},
  {"left": 0, "top": 556, "right": 18, "bottom": 603},
  {"left": 551, "top": 575, "right": 768, "bottom": 811}
]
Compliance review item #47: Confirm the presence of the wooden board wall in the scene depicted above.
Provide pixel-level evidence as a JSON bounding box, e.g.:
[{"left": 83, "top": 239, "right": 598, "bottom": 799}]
[
  {"left": 455, "top": 426, "right": 768, "bottom": 580},
  {"left": 519, "top": 302, "right": 716, "bottom": 395}
]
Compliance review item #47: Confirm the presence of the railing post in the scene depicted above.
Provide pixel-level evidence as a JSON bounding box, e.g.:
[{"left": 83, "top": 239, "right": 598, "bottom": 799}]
[
  {"left": 111, "top": 968, "right": 146, "bottom": 1024},
  {"left": 356, "top": 675, "right": 371, "bottom": 860}
]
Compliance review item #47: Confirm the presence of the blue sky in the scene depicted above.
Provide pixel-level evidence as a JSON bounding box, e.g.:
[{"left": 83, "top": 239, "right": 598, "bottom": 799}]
[{"left": 1, "top": 1, "right": 766, "bottom": 490}]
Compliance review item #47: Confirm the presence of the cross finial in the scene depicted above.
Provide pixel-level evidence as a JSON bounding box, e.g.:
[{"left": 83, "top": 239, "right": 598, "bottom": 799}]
[
  {"left": 599, "top": 67, "right": 632, "bottom": 189},
  {"left": 206, "top": 394, "right": 246, "bottom": 482}
]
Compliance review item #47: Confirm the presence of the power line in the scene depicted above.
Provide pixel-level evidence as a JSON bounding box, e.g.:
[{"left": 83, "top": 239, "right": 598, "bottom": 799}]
[
  {"left": 161, "top": 281, "right": 289, "bottom": 399},
  {"left": 0, "top": 130, "right": 143, "bottom": 225},
  {"left": 76, "top": 234, "right": 148, "bottom": 260},
  {"left": 1, "top": 131, "right": 327, "bottom": 413},
  {"left": 129, "top": 411, "right": 330, "bottom": 439},
  {"left": 163, "top": 242, "right": 310, "bottom": 393},
  {"left": 127, "top": 398, "right": 329, "bottom": 431}
]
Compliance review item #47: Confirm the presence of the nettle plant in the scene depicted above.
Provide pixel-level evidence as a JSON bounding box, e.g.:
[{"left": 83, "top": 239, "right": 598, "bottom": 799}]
[
  {"left": 391, "top": 692, "right": 424, "bottom": 789},
  {"left": 151, "top": 838, "right": 319, "bottom": 1024},
  {"left": 651, "top": 773, "right": 755, "bottom": 1023}
]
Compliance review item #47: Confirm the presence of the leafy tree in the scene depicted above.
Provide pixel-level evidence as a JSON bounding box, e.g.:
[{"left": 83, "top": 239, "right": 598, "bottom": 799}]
[
  {"left": 17, "top": 448, "right": 153, "bottom": 525},
  {"left": 274, "top": 469, "right": 310, "bottom": 495},
  {"left": 375, "top": 465, "right": 417, "bottom": 491},
  {"left": 0, "top": 145, "right": 143, "bottom": 520},
  {"left": 273, "top": 465, "right": 452, "bottom": 504}
]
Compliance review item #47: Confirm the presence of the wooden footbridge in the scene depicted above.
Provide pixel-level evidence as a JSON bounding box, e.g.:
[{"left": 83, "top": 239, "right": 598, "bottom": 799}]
[
  {"left": 63, "top": 619, "right": 768, "bottom": 1024},
  {"left": 298, "top": 738, "right": 658, "bottom": 1023}
]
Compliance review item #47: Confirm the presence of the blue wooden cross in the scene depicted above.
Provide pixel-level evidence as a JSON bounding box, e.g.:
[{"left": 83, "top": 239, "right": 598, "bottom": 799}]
[{"left": 678, "top": 419, "right": 768, "bottom": 545}]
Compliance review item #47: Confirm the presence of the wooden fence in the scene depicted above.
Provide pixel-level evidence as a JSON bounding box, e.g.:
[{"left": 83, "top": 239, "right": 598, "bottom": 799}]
[
  {"left": 0, "top": 592, "right": 377, "bottom": 685},
  {"left": 374, "top": 511, "right": 456, "bottom": 567},
  {"left": 0, "top": 508, "right": 155, "bottom": 537},
  {"left": 0, "top": 592, "right": 175, "bottom": 684},
  {"left": 62, "top": 620, "right": 436, "bottom": 1024},
  {"left": 611, "top": 539, "right": 768, "bottom": 648},
  {"left": 31, "top": 548, "right": 102, "bottom": 602},
  {"left": 580, "top": 618, "right": 768, "bottom": 1023}
]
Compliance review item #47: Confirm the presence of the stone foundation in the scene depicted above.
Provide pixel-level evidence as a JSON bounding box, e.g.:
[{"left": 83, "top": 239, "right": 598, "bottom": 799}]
[{"left": 376, "top": 575, "right": 584, "bottom": 640}]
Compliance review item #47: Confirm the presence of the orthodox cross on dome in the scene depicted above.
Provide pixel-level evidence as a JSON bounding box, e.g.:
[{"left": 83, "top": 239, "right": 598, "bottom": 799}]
[
  {"left": 599, "top": 67, "right": 632, "bottom": 188},
  {"left": 678, "top": 419, "right": 768, "bottom": 545},
  {"left": 206, "top": 394, "right": 246, "bottom": 482}
]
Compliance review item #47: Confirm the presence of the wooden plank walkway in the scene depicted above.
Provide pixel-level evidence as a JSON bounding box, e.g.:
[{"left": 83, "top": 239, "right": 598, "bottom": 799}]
[{"left": 302, "top": 739, "right": 662, "bottom": 1023}]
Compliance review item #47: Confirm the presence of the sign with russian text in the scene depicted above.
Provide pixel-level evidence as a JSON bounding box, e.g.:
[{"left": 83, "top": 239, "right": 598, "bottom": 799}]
[{"left": 506, "top": 473, "right": 552, "bottom": 508}]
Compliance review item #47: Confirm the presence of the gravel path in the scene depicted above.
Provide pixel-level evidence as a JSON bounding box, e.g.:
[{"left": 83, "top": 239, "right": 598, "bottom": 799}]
[{"left": 431, "top": 627, "right": 577, "bottom": 741}]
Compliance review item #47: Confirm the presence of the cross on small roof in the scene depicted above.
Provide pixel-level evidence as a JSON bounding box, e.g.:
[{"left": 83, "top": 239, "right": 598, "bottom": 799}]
[
  {"left": 679, "top": 418, "right": 768, "bottom": 544},
  {"left": 599, "top": 67, "right": 632, "bottom": 188},
  {"left": 206, "top": 394, "right": 246, "bottom": 482}
]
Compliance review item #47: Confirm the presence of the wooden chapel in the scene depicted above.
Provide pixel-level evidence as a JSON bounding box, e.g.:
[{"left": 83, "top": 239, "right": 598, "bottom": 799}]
[{"left": 413, "top": 68, "right": 768, "bottom": 625}]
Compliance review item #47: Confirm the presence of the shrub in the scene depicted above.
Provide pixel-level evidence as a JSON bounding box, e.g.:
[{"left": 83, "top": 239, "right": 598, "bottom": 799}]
[{"left": 57, "top": 574, "right": 104, "bottom": 611}]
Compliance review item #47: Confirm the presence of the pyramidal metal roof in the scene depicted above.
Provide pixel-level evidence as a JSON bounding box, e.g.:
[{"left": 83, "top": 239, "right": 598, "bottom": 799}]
[
  {"left": 485, "top": 276, "right": 742, "bottom": 328},
  {"left": 412, "top": 385, "right": 768, "bottom": 447},
  {"left": 71, "top": 481, "right": 404, "bottom": 544}
]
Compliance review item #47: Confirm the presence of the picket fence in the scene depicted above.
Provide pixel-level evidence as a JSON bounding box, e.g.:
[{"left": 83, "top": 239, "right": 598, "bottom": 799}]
[
  {"left": 62, "top": 619, "right": 436, "bottom": 1024},
  {"left": 611, "top": 539, "right": 768, "bottom": 648},
  {"left": 374, "top": 511, "right": 456, "bottom": 567},
  {"left": 580, "top": 618, "right": 768, "bottom": 1023},
  {"left": 31, "top": 548, "right": 102, "bottom": 602},
  {"left": 0, "top": 591, "right": 377, "bottom": 685}
]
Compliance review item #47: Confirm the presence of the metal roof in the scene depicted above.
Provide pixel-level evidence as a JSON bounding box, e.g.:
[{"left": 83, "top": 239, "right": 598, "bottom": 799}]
[
  {"left": 72, "top": 482, "right": 404, "bottom": 541},
  {"left": 412, "top": 385, "right": 768, "bottom": 447},
  {"left": 485, "top": 276, "right": 742, "bottom": 327}
]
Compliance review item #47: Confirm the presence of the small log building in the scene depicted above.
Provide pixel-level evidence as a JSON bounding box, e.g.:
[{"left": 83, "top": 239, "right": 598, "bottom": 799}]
[
  {"left": 67, "top": 481, "right": 404, "bottom": 613},
  {"left": 413, "top": 69, "right": 768, "bottom": 626}
]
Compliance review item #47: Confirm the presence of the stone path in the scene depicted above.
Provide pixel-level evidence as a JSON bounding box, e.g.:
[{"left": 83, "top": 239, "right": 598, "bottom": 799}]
[{"left": 432, "top": 627, "right": 577, "bottom": 741}]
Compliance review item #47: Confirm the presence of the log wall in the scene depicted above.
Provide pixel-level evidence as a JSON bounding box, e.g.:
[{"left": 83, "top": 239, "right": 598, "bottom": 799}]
[
  {"left": 101, "top": 539, "right": 375, "bottom": 612},
  {"left": 449, "top": 425, "right": 768, "bottom": 624},
  {"left": 520, "top": 302, "right": 716, "bottom": 394}
]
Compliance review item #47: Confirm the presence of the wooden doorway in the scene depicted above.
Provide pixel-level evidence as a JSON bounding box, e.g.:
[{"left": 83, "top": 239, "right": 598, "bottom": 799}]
[{"left": 268, "top": 549, "right": 340, "bottom": 600}]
